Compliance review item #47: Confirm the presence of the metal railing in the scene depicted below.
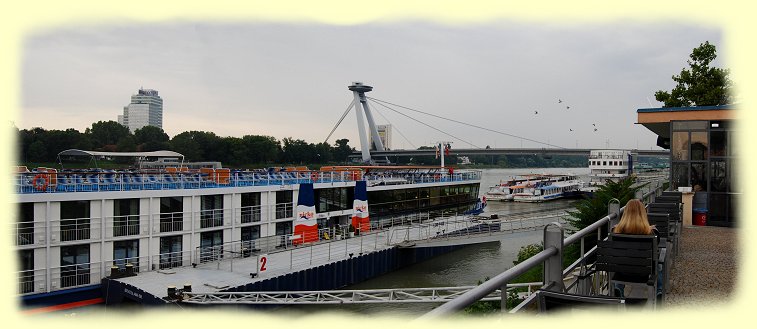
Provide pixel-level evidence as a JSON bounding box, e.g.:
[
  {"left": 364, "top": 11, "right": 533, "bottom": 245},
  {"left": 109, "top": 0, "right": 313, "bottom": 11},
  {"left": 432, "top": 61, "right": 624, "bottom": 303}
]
[
  {"left": 15, "top": 169, "right": 482, "bottom": 194},
  {"left": 50, "top": 217, "right": 102, "bottom": 243},
  {"left": 420, "top": 182, "right": 666, "bottom": 318}
]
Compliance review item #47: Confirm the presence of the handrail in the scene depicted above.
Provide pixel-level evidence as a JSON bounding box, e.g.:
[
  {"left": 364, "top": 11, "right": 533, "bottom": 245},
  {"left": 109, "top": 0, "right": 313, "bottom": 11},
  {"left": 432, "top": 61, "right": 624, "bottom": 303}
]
[{"left": 419, "top": 180, "right": 666, "bottom": 319}]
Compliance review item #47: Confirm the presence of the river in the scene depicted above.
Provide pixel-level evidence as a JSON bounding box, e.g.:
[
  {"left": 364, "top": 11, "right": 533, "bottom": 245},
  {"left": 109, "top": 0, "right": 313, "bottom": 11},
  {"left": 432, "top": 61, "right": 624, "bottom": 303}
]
[{"left": 279, "top": 167, "right": 589, "bottom": 316}]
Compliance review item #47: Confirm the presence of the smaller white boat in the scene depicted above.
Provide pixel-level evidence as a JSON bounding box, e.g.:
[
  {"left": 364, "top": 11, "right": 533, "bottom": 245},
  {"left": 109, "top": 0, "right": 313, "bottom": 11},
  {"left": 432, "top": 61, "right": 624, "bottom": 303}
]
[{"left": 512, "top": 174, "right": 582, "bottom": 203}]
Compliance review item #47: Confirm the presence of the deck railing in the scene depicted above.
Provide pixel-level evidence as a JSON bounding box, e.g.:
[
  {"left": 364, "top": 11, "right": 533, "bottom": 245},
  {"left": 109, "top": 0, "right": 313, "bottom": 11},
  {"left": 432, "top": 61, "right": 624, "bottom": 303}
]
[
  {"left": 420, "top": 181, "right": 667, "bottom": 318},
  {"left": 15, "top": 169, "right": 482, "bottom": 194}
]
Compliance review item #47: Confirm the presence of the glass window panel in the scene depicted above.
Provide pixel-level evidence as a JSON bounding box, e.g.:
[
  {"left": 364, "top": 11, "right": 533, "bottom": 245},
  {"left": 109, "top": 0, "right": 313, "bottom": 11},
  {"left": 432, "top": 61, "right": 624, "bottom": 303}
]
[
  {"left": 708, "top": 194, "right": 727, "bottom": 223},
  {"left": 710, "top": 161, "right": 727, "bottom": 192},
  {"left": 671, "top": 163, "right": 688, "bottom": 190},
  {"left": 691, "top": 163, "right": 707, "bottom": 192},
  {"left": 672, "top": 121, "right": 707, "bottom": 131},
  {"left": 710, "top": 131, "right": 726, "bottom": 157},
  {"left": 690, "top": 132, "right": 708, "bottom": 160},
  {"left": 728, "top": 130, "right": 737, "bottom": 156},
  {"left": 671, "top": 132, "right": 689, "bottom": 161}
]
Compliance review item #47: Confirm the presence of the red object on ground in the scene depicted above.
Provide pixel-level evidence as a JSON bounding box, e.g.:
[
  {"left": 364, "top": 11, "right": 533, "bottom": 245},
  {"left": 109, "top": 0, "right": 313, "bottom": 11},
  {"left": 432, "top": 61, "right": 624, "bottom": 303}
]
[{"left": 694, "top": 212, "right": 707, "bottom": 226}]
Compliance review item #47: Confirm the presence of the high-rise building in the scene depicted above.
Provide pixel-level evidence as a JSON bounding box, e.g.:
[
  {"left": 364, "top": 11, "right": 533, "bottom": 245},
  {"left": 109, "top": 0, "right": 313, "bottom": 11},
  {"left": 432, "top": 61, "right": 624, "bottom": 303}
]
[
  {"left": 371, "top": 124, "right": 392, "bottom": 150},
  {"left": 118, "top": 88, "right": 163, "bottom": 132}
]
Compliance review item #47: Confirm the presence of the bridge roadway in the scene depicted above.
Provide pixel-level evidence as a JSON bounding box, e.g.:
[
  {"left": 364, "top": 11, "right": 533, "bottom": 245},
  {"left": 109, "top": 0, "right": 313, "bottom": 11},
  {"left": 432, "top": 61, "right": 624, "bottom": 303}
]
[
  {"left": 351, "top": 148, "right": 670, "bottom": 158},
  {"left": 153, "top": 209, "right": 571, "bottom": 305}
]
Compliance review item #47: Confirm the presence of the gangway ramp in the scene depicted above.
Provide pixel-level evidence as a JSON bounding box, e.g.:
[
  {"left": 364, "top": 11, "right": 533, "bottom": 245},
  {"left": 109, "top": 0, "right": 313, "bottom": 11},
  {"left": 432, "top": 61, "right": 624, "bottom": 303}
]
[{"left": 180, "top": 283, "right": 539, "bottom": 305}]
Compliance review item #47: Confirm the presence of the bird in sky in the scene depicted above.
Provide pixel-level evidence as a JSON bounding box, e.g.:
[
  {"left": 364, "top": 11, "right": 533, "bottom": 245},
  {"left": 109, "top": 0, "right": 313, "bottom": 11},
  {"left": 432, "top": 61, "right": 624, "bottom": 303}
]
[
  {"left": 594, "top": 128, "right": 598, "bottom": 132},
  {"left": 569, "top": 129, "right": 573, "bottom": 132},
  {"left": 566, "top": 106, "right": 570, "bottom": 110},
  {"left": 592, "top": 123, "right": 596, "bottom": 126},
  {"left": 534, "top": 110, "right": 538, "bottom": 115},
  {"left": 558, "top": 99, "right": 563, "bottom": 103}
]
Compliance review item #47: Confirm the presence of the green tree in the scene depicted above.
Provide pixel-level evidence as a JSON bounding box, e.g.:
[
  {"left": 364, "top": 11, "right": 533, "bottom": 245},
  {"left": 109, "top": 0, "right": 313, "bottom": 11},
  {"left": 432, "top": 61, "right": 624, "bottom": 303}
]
[
  {"left": 332, "top": 138, "right": 353, "bottom": 162},
  {"left": 134, "top": 126, "right": 170, "bottom": 151},
  {"left": 654, "top": 41, "right": 732, "bottom": 107},
  {"left": 170, "top": 131, "right": 202, "bottom": 161},
  {"left": 242, "top": 135, "right": 280, "bottom": 164},
  {"left": 87, "top": 121, "right": 131, "bottom": 149}
]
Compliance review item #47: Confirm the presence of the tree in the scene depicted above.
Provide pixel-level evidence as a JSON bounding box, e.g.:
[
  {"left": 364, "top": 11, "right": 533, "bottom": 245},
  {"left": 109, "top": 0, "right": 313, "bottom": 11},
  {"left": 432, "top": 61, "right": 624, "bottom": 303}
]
[
  {"left": 134, "top": 126, "right": 170, "bottom": 151},
  {"left": 86, "top": 121, "right": 131, "bottom": 149},
  {"left": 654, "top": 41, "right": 732, "bottom": 107},
  {"left": 332, "top": 138, "right": 353, "bottom": 163}
]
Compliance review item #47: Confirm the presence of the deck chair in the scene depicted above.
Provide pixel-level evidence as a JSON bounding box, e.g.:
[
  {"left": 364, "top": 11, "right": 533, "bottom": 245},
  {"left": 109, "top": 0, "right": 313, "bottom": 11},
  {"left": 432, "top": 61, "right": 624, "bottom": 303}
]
[
  {"left": 536, "top": 289, "right": 643, "bottom": 313},
  {"left": 649, "top": 202, "right": 681, "bottom": 255},
  {"left": 595, "top": 233, "right": 661, "bottom": 308}
]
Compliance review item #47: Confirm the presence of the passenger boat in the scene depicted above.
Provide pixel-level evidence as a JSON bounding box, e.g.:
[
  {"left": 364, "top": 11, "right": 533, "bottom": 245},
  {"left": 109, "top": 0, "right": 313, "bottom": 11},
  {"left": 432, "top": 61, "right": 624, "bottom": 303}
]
[
  {"left": 582, "top": 149, "right": 633, "bottom": 193},
  {"left": 13, "top": 150, "right": 481, "bottom": 311},
  {"left": 511, "top": 174, "right": 582, "bottom": 202}
]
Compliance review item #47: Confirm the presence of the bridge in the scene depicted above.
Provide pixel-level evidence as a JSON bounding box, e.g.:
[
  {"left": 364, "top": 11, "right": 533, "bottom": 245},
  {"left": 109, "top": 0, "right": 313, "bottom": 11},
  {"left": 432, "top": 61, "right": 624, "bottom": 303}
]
[{"left": 352, "top": 148, "right": 670, "bottom": 159}]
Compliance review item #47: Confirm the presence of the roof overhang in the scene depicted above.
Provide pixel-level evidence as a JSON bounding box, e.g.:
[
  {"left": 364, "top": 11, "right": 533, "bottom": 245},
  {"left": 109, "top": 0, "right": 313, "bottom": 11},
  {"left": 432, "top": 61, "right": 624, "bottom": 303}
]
[
  {"left": 636, "top": 104, "right": 735, "bottom": 139},
  {"left": 57, "top": 149, "right": 184, "bottom": 159}
]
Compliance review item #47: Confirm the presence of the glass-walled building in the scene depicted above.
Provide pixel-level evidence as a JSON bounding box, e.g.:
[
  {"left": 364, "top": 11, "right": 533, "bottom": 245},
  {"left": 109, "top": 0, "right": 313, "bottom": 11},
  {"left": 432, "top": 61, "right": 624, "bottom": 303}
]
[{"left": 637, "top": 105, "right": 738, "bottom": 227}]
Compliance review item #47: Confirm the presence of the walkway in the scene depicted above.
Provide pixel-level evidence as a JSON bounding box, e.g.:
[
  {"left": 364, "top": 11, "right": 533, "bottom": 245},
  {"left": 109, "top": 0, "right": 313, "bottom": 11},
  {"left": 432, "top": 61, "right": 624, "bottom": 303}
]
[{"left": 665, "top": 226, "right": 738, "bottom": 308}]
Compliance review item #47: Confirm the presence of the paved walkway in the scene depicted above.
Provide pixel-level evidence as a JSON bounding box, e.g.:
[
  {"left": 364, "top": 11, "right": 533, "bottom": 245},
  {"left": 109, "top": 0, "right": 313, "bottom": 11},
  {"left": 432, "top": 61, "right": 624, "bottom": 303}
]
[{"left": 664, "top": 225, "right": 738, "bottom": 308}]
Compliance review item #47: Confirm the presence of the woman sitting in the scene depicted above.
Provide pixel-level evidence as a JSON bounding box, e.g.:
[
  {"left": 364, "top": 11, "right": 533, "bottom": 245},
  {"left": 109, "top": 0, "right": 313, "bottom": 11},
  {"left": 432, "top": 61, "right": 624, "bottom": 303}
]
[{"left": 612, "top": 199, "right": 663, "bottom": 300}]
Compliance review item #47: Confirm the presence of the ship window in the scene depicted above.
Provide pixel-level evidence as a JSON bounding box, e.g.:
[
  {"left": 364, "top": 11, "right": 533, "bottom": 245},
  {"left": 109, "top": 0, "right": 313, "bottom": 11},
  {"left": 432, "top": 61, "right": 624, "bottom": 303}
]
[
  {"left": 201, "top": 195, "right": 224, "bottom": 228},
  {"left": 18, "top": 250, "right": 34, "bottom": 293},
  {"left": 60, "top": 201, "right": 90, "bottom": 242},
  {"left": 113, "top": 239, "right": 139, "bottom": 268},
  {"left": 241, "top": 193, "right": 262, "bottom": 223},
  {"left": 276, "top": 191, "right": 293, "bottom": 219},
  {"left": 114, "top": 199, "right": 139, "bottom": 237},
  {"left": 60, "top": 244, "right": 90, "bottom": 288},
  {"left": 159, "top": 235, "right": 182, "bottom": 269},
  {"left": 17, "top": 203, "right": 34, "bottom": 245},
  {"left": 160, "top": 197, "right": 183, "bottom": 232}
]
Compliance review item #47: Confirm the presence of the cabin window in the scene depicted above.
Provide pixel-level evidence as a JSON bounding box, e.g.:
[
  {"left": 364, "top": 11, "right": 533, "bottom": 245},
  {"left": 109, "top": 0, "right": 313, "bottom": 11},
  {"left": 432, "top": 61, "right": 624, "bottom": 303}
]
[
  {"left": 159, "top": 235, "right": 182, "bottom": 269},
  {"left": 18, "top": 250, "right": 34, "bottom": 293},
  {"left": 160, "top": 196, "right": 183, "bottom": 232},
  {"left": 60, "top": 244, "right": 90, "bottom": 288},
  {"left": 114, "top": 199, "right": 139, "bottom": 236},
  {"left": 276, "top": 191, "right": 293, "bottom": 219},
  {"left": 201, "top": 194, "right": 224, "bottom": 228},
  {"left": 241, "top": 192, "right": 261, "bottom": 223},
  {"left": 60, "top": 201, "right": 90, "bottom": 241},
  {"left": 113, "top": 239, "right": 139, "bottom": 269},
  {"left": 17, "top": 203, "right": 34, "bottom": 245}
]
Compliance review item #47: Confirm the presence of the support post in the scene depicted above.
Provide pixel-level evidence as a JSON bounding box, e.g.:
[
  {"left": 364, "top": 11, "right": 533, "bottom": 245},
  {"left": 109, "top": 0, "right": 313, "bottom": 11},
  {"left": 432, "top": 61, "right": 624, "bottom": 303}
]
[
  {"left": 543, "top": 222, "right": 565, "bottom": 292},
  {"left": 608, "top": 198, "right": 621, "bottom": 231}
]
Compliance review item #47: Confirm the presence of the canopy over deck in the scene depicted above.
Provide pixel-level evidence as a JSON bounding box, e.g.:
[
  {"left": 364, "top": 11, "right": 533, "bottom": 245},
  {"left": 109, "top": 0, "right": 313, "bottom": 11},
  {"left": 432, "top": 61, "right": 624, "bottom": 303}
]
[{"left": 56, "top": 149, "right": 185, "bottom": 168}]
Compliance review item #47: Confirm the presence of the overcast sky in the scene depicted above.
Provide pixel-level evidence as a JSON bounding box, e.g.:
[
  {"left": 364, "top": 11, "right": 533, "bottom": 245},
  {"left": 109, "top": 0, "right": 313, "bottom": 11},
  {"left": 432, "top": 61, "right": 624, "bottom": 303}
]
[{"left": 19, "top": 21, "right": 723, "bottom": 150}]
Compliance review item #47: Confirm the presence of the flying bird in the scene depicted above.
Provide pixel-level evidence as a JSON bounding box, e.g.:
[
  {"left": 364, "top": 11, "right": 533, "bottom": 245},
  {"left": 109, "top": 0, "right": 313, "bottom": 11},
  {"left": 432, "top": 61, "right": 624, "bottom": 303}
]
[
  {"left": 594, "top": 128, "right": 598, "bottom": 132},
  {"left": 534, "top": 110, "right": 538, "bottom": 115},
  {"left": 569, "top": 129, "right": 573, "bottom": 132},
  {"left": 566, "top": 106, "right": 570, "bottom": 110},
  {"left": 592, "top": 123, "right": 596, "bottom": 126},
  {"left": 558, "top": 99, "right": 563, "bottom": 103}
]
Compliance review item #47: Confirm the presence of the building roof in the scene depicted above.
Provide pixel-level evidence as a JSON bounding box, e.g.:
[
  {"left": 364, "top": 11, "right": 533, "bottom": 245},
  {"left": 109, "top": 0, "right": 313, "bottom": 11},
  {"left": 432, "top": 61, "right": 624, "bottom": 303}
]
[
  {"left": 636, "top": 104, "right": 735, "bottom": 144},
  {"left": 57, "top": 149, "right": 184, "bottom": 159},
  {"left": 636, "top": 104, "right": 731, "bottom": 113}
]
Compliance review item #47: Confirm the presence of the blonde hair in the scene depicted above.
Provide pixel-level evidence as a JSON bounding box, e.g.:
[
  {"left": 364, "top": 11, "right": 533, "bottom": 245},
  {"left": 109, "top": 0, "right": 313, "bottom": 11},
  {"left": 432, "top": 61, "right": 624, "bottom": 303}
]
[{"left": 613, "top": 199, "right": 652, "bottom": 235}]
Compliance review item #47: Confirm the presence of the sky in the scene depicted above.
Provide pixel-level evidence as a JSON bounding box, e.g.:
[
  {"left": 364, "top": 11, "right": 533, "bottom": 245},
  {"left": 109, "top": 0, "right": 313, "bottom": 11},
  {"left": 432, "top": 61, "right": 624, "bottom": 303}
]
[{"left": 17, "top": 20, "right": 724, "bottom": 151}]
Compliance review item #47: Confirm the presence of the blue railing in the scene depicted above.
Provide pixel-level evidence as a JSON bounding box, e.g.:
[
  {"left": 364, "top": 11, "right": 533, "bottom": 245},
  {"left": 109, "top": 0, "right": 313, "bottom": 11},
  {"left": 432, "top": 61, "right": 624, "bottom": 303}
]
[{"left": 15, "top": 169, "right": 482, "bottom": 194}]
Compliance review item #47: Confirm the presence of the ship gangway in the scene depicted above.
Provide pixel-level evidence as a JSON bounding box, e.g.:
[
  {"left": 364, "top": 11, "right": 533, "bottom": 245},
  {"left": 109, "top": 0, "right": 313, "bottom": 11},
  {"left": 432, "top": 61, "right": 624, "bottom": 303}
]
[{"left": 179, "top": 283, "right": 541, "bottom": 305}]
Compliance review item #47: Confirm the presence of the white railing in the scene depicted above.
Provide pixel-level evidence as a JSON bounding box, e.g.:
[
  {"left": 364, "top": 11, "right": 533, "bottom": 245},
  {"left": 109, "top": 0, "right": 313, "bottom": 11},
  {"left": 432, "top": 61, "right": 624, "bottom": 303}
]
[
  {"left": 155, "top": 211, "right": 188, "bottom": 233},
  {"left": 50, "top": 217, "right": 102, "bottom": 243},
  {"left": 105, "top": 214, "right": 148, "bottom": 238},
  {"left": 50, "top": 262, "right": 102, "bottom": 291},
  {"left": 104, "top": 255, "right": 151, "bottom": 273},
  {"left": 18, "top": 268, "right": 47, "bottom": 295},
  {"left": 237, "top": 205, "right": 263, "bottom": 224},
  {"left": 199, "top": 208, "right": 227, "bottom": 228},
  {"left": 151, "top": 250, "right": 193, "bottom": 270},
  {"left": 11, "top": 221, "right": 46, "bottom": 246}
]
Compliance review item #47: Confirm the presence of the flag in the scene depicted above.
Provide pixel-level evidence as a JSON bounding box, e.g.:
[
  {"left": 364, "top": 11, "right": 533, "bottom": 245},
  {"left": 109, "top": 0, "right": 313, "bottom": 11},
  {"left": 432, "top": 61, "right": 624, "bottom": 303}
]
[{"left": 444, "top": 143, "right": 451, "bottom": 156}]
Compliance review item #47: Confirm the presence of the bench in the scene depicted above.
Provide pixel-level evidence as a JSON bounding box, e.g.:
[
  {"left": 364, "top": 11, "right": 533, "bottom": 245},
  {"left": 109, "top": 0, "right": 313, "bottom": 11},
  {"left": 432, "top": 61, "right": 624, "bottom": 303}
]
[{"left": 595, "top": 233, "right": 662, "bottom": 308}]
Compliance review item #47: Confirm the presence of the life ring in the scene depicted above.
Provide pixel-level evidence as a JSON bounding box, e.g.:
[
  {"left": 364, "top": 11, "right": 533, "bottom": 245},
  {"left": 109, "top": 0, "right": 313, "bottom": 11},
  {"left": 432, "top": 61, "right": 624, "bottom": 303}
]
[
  {"left": 32, "top": 174, "right": 48, "bottom": 191},
  {"left": 311, "top": 172, "right": 318, "bottom": 182}
]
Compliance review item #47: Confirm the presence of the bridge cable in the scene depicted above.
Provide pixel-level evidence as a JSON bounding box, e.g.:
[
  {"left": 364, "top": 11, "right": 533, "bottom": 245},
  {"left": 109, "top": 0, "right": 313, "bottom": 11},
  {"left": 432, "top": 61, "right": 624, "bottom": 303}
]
[
  {"left": 367, "top": 97, "right": 566, "bottom": 149},
  {"left": 323, "top": 99, "right": 356, "bottom": 144},
  {"left": 367, "top": 99, "right": 480, "bottom": 148},
  {"left": 370, "top": 103, "right": 417, "bottom": 149}
]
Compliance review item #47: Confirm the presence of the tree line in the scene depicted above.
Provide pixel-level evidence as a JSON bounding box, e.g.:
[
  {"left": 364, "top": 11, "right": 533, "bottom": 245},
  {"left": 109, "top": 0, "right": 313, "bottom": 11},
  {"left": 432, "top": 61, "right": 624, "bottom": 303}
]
[{"left": 15, "top": 120, "right": 355, "bottom": 167}]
